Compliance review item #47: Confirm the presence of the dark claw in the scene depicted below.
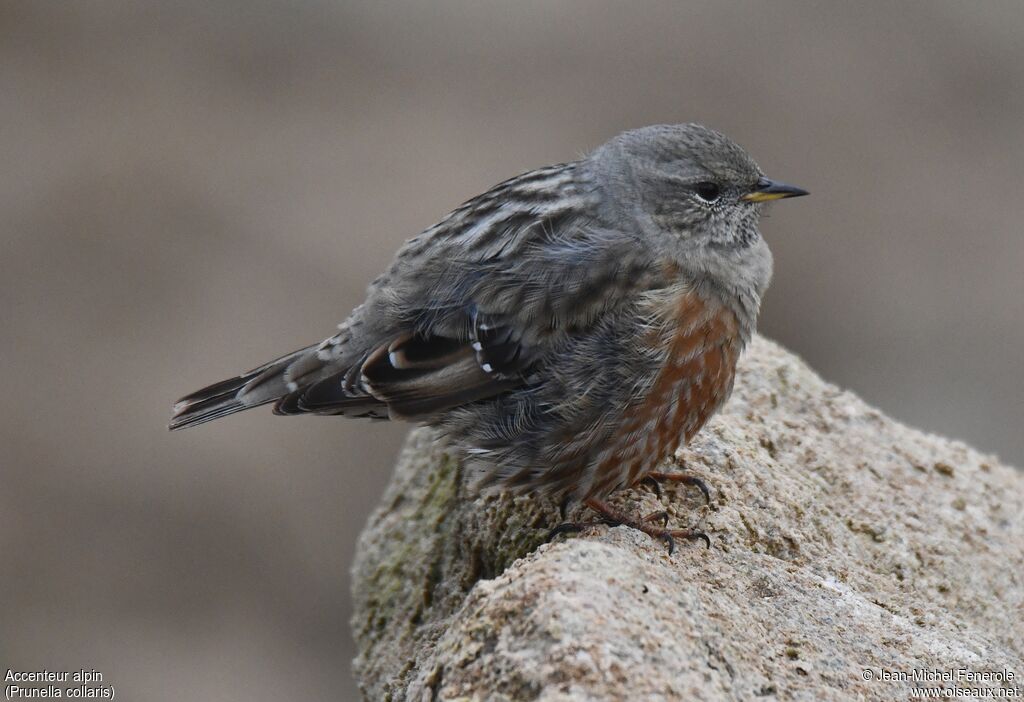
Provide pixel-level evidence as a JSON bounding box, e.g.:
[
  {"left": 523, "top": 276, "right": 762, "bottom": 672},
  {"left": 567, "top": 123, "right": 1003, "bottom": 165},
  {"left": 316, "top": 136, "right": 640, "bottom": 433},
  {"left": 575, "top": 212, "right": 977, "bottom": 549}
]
[
  {"left": 683, "top": 531, "right": 711, "bottom": 549},
  {"left": 640, "top": 475, "right": 662, "bottom": 498},
  {"left": 689, "top": 478, "right": 712, "bottom": 506},
  {"left": 547, "top": 522, "right": 583, "bottom": 541},
  {"left": 659, "top": 531, "right": 712, "bottom": 554},
  {"left": 548, "top": 520, "right": 614, "bottom": 542}
]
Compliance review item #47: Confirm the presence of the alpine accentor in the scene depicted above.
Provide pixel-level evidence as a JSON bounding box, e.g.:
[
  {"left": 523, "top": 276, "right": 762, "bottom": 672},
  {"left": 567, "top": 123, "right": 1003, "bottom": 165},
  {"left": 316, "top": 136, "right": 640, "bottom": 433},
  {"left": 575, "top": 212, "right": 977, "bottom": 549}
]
[{"left": 171, "top": 123, "right": 807, "bottom": 549}]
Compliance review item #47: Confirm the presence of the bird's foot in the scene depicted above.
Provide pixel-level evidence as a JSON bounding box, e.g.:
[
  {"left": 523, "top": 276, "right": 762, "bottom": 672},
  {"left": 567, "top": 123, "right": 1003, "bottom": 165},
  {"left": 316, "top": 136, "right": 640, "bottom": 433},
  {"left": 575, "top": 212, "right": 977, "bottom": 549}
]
[{"left": 548, "top": 497, "right": 710, "bottom": 554}]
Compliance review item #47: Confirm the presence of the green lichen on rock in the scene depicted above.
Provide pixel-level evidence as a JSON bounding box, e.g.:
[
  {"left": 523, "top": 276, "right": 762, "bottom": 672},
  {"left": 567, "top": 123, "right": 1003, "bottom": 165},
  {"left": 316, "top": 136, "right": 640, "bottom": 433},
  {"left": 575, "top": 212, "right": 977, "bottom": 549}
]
[
  {"left": 351, "top": 430, "right": 560, "bottom": 698},
  {"left": 414, "top": 453, "right": 462, "bottom": 525},
  {"left": 354, "top": 454, "right": 463, "bottom": 645}
]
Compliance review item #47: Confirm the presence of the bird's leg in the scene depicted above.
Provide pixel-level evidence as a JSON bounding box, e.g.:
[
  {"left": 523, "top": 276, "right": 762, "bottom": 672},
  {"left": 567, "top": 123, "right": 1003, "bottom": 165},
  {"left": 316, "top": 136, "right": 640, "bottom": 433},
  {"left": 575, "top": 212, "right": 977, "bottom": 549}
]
[
  {"left": 558, "top": 493, "right": 573, "bottom": 520},
  {"left": 548, "top": 497, "right": 710, "bottom": 554},
  {"left": 640, "top": 467, "right": 712, "bottom": 506},
  {"left": 641, "top": 509, "right": 670, "bottom": 527}
]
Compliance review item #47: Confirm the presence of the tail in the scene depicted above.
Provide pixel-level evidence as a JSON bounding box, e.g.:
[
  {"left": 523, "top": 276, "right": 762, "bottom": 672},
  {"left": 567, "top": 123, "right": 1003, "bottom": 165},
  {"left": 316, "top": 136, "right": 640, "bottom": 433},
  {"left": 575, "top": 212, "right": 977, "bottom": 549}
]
[{"left": 169, "top": 346, "right": 315, "bottom": 431}]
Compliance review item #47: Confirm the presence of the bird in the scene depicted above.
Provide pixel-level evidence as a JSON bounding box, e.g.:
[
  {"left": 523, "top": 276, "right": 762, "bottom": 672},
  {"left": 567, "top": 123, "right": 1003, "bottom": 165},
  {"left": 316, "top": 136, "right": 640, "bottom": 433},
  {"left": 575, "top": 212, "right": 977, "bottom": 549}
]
[{"left": 171, "top": 123, "right": 807, "bottom": 551}]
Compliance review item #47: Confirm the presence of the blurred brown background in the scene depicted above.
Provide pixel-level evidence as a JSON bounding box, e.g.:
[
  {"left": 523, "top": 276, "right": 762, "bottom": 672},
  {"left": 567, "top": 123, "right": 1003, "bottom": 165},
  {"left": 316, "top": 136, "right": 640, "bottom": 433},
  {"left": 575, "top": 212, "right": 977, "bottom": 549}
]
[{"left": 2, "top": 2, "right": 1022, "bottom": 700}]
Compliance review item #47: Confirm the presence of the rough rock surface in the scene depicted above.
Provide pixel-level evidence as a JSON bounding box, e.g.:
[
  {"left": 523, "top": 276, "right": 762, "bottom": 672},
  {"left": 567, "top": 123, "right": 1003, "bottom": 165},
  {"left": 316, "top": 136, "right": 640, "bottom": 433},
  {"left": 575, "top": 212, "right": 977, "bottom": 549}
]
[{"left": 350, "top": 336, "right": 1024, "bottom": 701}]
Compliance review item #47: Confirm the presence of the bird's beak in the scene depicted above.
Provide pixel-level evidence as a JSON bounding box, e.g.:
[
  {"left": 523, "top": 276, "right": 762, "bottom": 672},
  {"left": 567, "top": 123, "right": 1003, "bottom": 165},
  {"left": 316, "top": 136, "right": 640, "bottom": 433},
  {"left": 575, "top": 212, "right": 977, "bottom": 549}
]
[{"left": 741, "top": 177, "right": 809, "bottom": 203}]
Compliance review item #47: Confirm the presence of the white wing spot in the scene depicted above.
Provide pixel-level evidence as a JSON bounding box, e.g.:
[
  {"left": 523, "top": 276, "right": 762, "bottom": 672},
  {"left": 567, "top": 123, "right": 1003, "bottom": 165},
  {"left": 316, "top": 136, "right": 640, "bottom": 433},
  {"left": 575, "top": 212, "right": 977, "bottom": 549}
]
[{"left": 481, "top": 363, "right": 493, "bottom": 373}]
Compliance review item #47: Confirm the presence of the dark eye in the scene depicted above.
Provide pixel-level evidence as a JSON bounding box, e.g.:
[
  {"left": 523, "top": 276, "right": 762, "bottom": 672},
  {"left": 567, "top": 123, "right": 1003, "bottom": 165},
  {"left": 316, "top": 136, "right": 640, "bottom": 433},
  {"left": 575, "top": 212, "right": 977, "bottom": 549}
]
[{"left": 694, "top": 181, "right": 721, "bottom": 203}]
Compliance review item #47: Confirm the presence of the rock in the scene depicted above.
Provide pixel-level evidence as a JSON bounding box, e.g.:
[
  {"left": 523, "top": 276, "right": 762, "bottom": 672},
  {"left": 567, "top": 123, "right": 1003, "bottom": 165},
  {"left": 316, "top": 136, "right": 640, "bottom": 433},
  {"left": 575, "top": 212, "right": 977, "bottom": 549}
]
[{"left": 350, "top": 336, "right": 1024, "bottom": 701}]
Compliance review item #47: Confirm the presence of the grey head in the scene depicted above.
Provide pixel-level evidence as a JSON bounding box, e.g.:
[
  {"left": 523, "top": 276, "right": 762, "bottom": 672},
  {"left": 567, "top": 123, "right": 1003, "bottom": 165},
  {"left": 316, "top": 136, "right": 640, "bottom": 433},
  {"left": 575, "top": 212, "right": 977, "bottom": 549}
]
[{"left": 586, "top": 123, "right": 807, "bottom": 323}]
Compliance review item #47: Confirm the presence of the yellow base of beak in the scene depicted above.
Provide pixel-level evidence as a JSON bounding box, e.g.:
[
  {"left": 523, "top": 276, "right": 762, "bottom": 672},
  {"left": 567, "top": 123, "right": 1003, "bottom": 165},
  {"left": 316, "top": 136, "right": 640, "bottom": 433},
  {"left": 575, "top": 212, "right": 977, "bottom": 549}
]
[
  {"left": 741, "top": 178, "right": 809, "bottom": 202},
  {"left": 741, "top": 191, "right": 793, "bottom": 203}
]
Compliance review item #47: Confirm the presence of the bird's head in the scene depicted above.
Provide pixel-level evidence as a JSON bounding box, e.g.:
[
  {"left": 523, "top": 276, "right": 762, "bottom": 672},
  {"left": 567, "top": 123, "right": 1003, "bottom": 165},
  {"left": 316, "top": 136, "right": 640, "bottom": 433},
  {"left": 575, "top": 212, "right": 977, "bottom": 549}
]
[{"left": 590, "top": 123, "right": 807, "bottom": 301}]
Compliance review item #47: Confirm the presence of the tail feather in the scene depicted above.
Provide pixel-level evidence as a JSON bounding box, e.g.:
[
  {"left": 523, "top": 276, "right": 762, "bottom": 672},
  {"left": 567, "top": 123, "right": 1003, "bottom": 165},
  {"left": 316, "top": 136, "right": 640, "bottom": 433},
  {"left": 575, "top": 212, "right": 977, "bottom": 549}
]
[
  {"left": 168, "top": 395, "right": 254, "bottom": 431},
  {"left": 272, "top": 368, "right": 389, "bottom": 418},
  {"left": 169, "top": 347, "right": 313, "bottom": 431}
]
